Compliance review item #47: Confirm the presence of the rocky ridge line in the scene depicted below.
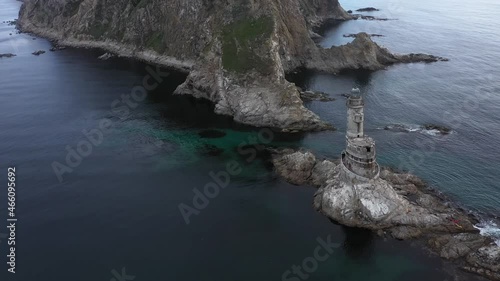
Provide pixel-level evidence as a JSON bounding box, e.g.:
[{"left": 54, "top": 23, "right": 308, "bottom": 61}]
[{"left": 17, "top": 0, "right": 447, "bottom": 131}]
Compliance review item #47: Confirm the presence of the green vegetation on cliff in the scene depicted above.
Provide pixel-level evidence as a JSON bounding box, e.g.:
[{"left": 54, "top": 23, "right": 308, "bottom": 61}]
[
  {"left": 88, "top": 23, "right": 108, "bottom": 39},
  {"left": 146, "top": 31, "right": 165, "bottom": 53},
  {"left": 222, "top": 16, "right": 274, "bottom": 75}
]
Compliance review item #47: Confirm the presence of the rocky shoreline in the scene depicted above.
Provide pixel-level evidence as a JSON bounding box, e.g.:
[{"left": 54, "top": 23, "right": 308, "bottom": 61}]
[
  {"left": 271, "top": 149, "right": 500, "bottom": 280},
  {"left": 13, "top": 23, "right": 194, "bottom": 72},
  {"left": 17, "top": 0, "right": 448, "bottom": 132}
]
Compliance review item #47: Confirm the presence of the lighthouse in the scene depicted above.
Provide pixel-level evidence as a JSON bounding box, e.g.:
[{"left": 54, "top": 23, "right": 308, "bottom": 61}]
[
  {"left": 341, "top": 90, "right": 379, "bottom": 180},
  {"left": 346, "top": 94, "right": 364, "bottom": 138}
]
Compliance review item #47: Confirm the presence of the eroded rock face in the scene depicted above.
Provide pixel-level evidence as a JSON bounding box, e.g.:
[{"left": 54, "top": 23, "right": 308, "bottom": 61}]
[
  {"left": 17, "top": 0, "right": 447, "bottom": 131},
  {"left": 271, "top": 149, "right": 500, "bottom": 280},
  {"left": 272, "top": 149, "right": 317, "bottom": 185}
]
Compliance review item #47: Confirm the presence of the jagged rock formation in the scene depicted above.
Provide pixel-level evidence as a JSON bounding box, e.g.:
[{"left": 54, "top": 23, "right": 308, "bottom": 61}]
[
  {"left": 271, "top": 149, "right": 500, "bottom": 280},
  {"left": 18, "top": 0, "right": 446, "bottom": 131}
]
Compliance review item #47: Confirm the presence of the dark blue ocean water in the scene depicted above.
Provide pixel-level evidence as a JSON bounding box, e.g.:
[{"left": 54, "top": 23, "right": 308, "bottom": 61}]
[{"left": 0, "top": 0, "right": 498, "bottom": 280}]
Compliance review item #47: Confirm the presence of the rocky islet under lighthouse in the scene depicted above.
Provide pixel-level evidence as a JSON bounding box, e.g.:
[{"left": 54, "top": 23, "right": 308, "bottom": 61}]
[{"left": 270, "top": 88, "right": 499, "bottom": 280}]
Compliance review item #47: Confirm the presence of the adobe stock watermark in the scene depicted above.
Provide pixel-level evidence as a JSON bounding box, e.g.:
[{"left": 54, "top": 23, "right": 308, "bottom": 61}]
[
  {"left": 281, "top": 235, "right": 340, "bottom": 281},
  {"left": 178, "top": 128, "right": 274, "bottom": 224},
  {"left": 110, "top": 267, "right": 135, "bottom": 281},
  {"left": 51, "top": 65, "right": 170, "bottom": 183}
]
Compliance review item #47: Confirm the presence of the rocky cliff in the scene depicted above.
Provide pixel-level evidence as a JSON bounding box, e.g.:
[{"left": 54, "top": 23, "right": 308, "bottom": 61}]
[{"left": 18, "top": 0, "right": 446, "bottom": 131}]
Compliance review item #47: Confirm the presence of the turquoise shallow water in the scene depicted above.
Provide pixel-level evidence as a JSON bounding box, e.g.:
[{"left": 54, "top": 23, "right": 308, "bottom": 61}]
[{"left": 0, "top": 0, "right": 499, "bottom": 280}]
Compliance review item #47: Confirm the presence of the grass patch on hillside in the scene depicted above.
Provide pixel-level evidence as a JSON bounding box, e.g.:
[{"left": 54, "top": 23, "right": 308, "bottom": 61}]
[
  {"left": 134, "top": 0, "right": 151, "bottom": 9},
  {"left": 88, "top": 23, "right": 108, "bottom": 39},
  {"left": 222, "top": 16, "right": 274, "bottom": 74}
]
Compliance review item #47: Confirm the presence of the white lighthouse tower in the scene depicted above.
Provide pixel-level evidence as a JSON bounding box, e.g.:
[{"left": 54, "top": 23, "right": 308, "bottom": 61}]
[
  {"left": 346, "top": 93, "right": 364, "bottom": 138},
  {"left": 341, "top": 89, "right": 379, "bottom": 180}
]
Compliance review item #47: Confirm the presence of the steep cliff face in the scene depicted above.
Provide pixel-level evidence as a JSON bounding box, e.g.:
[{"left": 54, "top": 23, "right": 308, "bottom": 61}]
[{"left": 18, "top": 0, "right": 444, "bottom": 131}]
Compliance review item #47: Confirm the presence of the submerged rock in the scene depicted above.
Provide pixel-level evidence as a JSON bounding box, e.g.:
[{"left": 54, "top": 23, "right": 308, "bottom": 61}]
[{"left": 200, "top": 144, "right": 224, "bottom": 157}]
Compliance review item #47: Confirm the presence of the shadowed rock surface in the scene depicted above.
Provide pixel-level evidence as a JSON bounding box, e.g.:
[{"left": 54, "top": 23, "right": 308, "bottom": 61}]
[{"left": 271, "top": 149, "right": 500, "bottom": 280}]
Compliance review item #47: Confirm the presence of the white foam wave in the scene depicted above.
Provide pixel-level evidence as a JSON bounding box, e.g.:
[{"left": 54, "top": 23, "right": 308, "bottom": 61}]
[
  {"left": 475, "top": 221, "right": 500, "bottom": 246},
  {"left": 383, "top": 123, "right": 453, "bottom": 136}
]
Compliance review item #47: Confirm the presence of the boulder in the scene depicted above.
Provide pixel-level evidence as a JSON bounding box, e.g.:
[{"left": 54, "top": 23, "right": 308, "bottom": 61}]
[
  {"left": 32, "top": 50, "right": 45, "bottom": 55},
  {"left": 97, "top": 52, "right": 114, "bottom": 60}
]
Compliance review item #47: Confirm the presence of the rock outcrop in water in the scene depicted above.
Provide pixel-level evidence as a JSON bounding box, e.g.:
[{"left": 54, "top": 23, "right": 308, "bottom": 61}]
[
  {"left": 18, "top": 0, "right": 447, "bottom": 131},
  {"left": 32, "top": 50, "right": 46, "bottom": 56},
  {"left": 0, "top": 53, "right": 16, "bottom": 58},
  {"left": 384, "top": 123, "right": 452, "bottom": 135},
  {"left": 271, "top": 149, "right": 500, "bottom": 280},
  {"left": 356, "top": 7, "right": 380, "bottom": 12}
]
